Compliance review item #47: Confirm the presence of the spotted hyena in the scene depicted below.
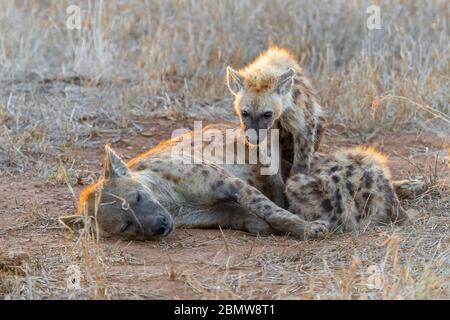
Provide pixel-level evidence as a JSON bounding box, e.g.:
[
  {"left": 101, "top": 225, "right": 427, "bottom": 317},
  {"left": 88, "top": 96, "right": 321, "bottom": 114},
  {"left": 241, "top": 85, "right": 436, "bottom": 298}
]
[
  {"left": 285, "top": 147, "right": 410, "bottom": 232},
  {"left": 226, "top": 46, "right": 325, "bottom": 177},
  {"left": 60, "top": 124, "right": 328, "bottom": 241}
]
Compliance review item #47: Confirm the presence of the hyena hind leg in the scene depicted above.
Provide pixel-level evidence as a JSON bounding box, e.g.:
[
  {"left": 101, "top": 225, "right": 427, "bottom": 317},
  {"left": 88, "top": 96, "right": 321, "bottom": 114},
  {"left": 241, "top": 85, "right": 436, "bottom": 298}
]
[{"left": 392, "top": 178, "right": 426, "bottom": 199}]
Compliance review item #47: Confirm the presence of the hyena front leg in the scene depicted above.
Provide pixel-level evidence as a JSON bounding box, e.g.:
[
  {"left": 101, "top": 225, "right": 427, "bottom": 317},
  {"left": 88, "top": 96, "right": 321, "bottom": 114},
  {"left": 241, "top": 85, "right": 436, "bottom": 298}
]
[
  {"left": 290, "top": 134, "right": 314, "bottom": 176},
  {"left": 216, "top": 177, "right": 328, "bottom": 239},
  {"left": 267, "top": 172, "right": 286, "bottom": 208}
]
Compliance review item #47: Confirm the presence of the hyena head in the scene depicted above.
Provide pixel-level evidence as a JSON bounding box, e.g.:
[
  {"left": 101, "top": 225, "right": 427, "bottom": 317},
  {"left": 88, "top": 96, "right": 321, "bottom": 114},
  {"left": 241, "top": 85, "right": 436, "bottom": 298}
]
[
  {"left": 76, "top": 145, "right": 174, "bottom": 240},
  {"left": 226, "top": 66, "right": 295, "bottom": 145}
]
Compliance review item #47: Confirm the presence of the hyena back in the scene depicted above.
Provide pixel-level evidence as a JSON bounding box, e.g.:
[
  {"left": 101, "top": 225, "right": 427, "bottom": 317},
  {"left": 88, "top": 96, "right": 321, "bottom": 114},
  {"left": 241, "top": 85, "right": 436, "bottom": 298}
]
[
  {"left": 226, "top": 46, "right": 324, "bottom": 176},
  {"left": 285, "top": 147, "right": 410, "bottom": 232}
]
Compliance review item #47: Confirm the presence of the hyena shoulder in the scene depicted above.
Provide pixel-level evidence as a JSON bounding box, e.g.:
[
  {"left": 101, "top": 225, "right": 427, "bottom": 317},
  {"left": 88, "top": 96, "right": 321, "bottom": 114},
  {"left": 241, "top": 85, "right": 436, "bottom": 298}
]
[{"left": 285, "top": 147, "right": 409, "bottom": 232}]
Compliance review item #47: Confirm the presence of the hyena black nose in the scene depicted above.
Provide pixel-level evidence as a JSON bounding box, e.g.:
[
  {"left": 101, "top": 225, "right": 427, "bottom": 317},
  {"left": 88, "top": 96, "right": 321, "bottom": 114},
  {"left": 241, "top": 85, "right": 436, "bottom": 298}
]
[{"left": 154, "top": 215, "right": 168, "bottom": 235}]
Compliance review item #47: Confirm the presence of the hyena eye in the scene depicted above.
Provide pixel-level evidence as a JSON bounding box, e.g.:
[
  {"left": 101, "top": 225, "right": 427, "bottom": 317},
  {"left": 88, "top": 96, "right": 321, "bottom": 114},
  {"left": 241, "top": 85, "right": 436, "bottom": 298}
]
[
  {"left": 120, "top": 222, "right": 132, "bottom": 233},
  {"left": 241, "top": 110, "right": 248, "bottom": 118},
  {"left": 135, "top": 191, "right": 142, "bottom": 203},
  {"left": 263, "top": 111, "right": 273, "bottom": 119}
]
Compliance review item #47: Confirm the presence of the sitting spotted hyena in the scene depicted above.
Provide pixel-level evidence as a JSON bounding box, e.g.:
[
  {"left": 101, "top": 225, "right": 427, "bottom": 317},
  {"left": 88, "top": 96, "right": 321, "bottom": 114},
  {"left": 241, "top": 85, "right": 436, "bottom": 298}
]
[
  {"left": 226, "top": 46, "right": 325, "bottom": 177},
  {"left": 285, "top": 147, "right": 410, "bottom": 233},
  {"left": 60, "top": 124, "right": 328, "bottom": 241}
]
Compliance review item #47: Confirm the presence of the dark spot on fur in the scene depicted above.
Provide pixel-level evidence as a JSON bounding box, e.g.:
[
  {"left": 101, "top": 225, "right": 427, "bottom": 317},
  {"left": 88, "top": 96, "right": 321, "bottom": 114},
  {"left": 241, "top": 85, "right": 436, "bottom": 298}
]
[
  {"left": 321, "top": 199, "right": 333, "bottom": 211},
  {"left": 216, "top": 180, "right": 224, "bottom": 187},
  {"left": 201, "top": 169, "right": 210, "bottom": 177},
  {"left": 235, "top": 180, "right": 244, "bottom": 189},
  {"left": 346, "top": 182, "right": 355, "bottom": 195},
  {"left": 264, "top": 205, "right": 271, "bottom": 210},
  {"left": 363, "top": 170, "right": 374, "bottom": 189},
  {"left": 332, "top": 175, "right": 340, "bottom": 183},
  {"left": 335, "top": 189, "right": 342, "bottom": 201},
  {"left": 330, "top": 166, "right": 339, "bottom": 173},
  {"left": 211, "top": 179, "right": 224, "bottom": 191},
  {"left": 345, "top": 165, "right": 354, "bottom": 177},
  {"left": 252, "top": 197, "right": 264, "bottom": 204}
]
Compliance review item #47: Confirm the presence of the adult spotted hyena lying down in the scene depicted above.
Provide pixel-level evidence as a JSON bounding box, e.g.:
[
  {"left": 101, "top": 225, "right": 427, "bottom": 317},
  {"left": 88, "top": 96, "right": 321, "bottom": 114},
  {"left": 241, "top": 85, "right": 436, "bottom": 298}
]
[
  {"left": 63, "top": 124, "right": 328, "bottom": 241},
  {"left": 285, "top": 147, "right": 410, "bottom": 233}
]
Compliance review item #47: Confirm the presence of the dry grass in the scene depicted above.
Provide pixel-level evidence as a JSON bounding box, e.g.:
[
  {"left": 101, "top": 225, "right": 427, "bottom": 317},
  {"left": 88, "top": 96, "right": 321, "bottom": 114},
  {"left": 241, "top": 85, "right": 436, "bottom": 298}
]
[
  {"left": 0, "top": 0, "right": 448, "bottom": 300},
  {"left": 0, "top": 0, "right": 448, "bottom": 173}
]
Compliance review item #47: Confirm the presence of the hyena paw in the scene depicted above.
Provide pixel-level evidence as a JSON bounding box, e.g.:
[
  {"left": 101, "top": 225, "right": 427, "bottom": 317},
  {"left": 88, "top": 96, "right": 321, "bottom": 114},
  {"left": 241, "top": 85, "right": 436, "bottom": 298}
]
[
  {"left": 304, "top": 220, "right": 329, "bottom": 240},
  {"left": 393, "top": 178, "right": 426, "bottom": 199}
]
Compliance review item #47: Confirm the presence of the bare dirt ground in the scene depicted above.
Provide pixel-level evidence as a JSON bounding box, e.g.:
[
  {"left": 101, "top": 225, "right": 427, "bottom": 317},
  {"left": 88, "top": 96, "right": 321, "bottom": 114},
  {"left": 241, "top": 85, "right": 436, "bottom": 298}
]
[{"left": 1, "top": 117, "right": 448, "bottom": 299}]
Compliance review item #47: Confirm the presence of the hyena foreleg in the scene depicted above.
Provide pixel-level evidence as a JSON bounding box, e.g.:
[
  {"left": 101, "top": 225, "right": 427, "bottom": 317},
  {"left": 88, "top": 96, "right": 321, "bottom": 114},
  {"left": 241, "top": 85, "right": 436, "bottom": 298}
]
[
  {"left": 290, "top": 134, "right": 314, "bottom": 176},
  {"left": 218, "top": 177, "right": 328, "bottom": 239}
]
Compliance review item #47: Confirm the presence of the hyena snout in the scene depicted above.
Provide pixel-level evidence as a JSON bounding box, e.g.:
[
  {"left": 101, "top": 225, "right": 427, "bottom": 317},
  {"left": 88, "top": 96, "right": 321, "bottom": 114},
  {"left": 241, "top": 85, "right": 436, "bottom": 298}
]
[
  {"left": 152, "top": 214, "right": 173, "bottom": 236},
  {"left": 141, "top": 204, "right": 174, "bottom": 239},
  {"left": 128, "top": 199, "right": 174, "bottom": 240}
]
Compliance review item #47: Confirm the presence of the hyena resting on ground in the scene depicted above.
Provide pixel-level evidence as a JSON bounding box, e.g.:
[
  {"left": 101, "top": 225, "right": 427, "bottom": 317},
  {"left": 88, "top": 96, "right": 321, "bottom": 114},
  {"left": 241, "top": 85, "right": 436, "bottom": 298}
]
[
  {"left": 285, "top": 147, "right": 411, "bottom": 233},
  {"left": 61, "top": 124, "right": 329, "bottom": 241},
  {"left": 227, "top": 46, "right": 325, "bottom": 177}
]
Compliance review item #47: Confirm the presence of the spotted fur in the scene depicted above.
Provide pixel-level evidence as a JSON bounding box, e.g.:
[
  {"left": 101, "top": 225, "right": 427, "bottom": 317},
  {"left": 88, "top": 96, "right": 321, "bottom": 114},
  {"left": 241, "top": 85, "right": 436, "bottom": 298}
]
[{"left": 285, "top": 147, "right": 409, "bottom": 232}]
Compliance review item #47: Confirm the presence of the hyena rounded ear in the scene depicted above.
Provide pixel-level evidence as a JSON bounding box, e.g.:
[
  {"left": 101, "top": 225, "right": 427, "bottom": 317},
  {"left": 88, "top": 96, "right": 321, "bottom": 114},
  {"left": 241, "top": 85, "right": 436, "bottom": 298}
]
[
  {"left": 226, "top": 66, "right": 244, "bottom": 96},
  {"left": 104, "top": 144, "right": 131, "bottom": 179},
  {"left": 276, "top": 67, "right": 295, "bottom": 95}
]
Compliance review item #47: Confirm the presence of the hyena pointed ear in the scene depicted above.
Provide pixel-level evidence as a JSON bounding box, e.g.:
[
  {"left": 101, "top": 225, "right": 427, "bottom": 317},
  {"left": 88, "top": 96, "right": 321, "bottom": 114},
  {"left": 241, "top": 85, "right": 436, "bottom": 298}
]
[
  {"left": 276, "top": 68, "right": 295, "bottom": 95},
  {"left": 104, "top": 145, "right": 131, "bottom": 179},
  {"left": 59, "top": 215, "right": 88, "bottom": 232},
  {"left": 226, "top": 66, "right": 244, "bottom": 96}
]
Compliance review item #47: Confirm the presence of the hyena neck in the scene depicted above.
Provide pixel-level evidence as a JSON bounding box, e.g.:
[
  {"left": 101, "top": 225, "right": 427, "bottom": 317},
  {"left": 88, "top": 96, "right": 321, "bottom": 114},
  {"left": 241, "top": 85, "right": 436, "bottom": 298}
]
[{"left": 132, "top": 170, "right": 183, "bottom": 209}]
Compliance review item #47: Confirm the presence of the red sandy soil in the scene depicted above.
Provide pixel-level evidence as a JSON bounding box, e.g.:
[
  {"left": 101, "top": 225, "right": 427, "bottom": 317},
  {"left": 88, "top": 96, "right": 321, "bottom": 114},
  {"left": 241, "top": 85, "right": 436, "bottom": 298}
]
[{"left": 0, "top": 117, "right": 448, "bottom": 299}]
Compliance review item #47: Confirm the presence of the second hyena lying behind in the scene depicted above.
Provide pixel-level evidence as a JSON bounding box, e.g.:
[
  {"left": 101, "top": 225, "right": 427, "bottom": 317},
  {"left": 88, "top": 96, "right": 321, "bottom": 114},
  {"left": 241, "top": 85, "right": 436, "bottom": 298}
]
[
  {"left": 285, "top": 147, "right": 410, "bottom": 233},
  {"left": 64, "top": 124, "right": 328, "bottom": 241}
]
